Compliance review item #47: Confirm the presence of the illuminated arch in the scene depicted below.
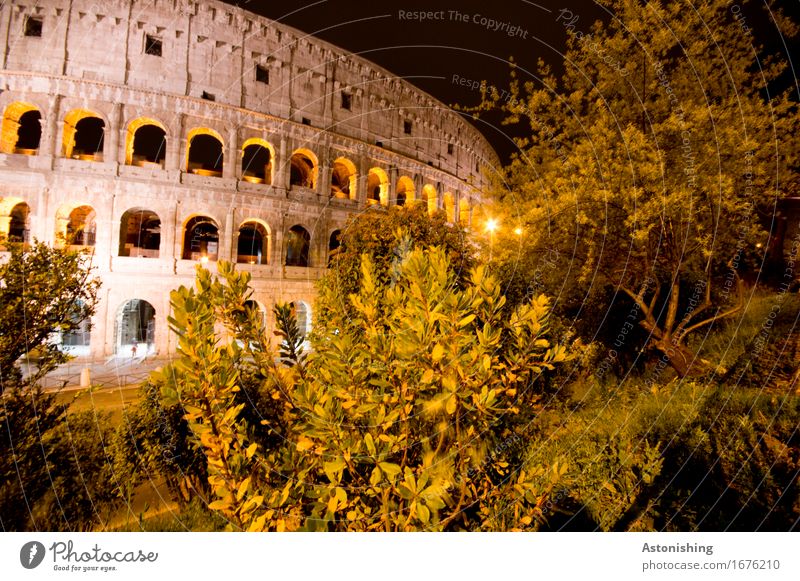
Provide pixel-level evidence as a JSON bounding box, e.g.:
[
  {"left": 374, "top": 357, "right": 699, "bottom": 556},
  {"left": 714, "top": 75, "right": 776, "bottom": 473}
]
[
  {"left": 182, "top": 215, "right": 220, "bottom": 261},
  {"left": 367, "top": 167, "right": 389, "bottom": 206},
  {"left": 423, "top": 184, "right": 438, "bottom": 216},
  {"left": 289, "top": 148, "right": 318, "bottom": 190},
  {"left": 459, "top": 197, "right": 471, "bottom": 227},
  {"left": 55, "top": 203, "right": 97, "bottom": 247},
  {"left": 331, "top": 157, "right": 357, "bottom": 200},
  {"left": 186, "top": 127, "right": 224, "bottom": 176},
  {"left": 241, "top": 138, "right": 274, "bottom": 185},
  {"left": 443, "top": 192, "right": 456, "bottom": 223},
  {"left": 396, "top": 176, "right": 415, "bottom": 206},
  {"left": 63, "top": 109, "right": 105, "bottom": 160},
  {"left": 1, "top": 101, "right": 41, "bottom": 154},
  {"left": 125, "top": 117, "right": 167, "bottom": 166},
  {"left": 119, "top": 208, "right": 161, "bottom": 257},
  {"left": 116, "top": 299, "right": 156, "bottom": 356},
  {"left": 328, "top": 229, "right": 342, "bottom": 265},
  {"left": 285, "top": 224, "right": 311, "bottom": 267},
  {"left": 237, "top": 219, "right": 272, "bottom": 265}
]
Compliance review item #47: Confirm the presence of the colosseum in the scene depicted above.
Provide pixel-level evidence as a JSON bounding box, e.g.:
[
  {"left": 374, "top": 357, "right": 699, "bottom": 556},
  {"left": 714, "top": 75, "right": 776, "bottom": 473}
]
[{"left": 0, "top": 0, "right": 499, "bottom": 361}]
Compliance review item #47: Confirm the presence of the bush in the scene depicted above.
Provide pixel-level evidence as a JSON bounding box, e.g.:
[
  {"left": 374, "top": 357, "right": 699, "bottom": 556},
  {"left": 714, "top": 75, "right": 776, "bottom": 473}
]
[{"left": 0, "top": 388, "right": 121, "bottom": 531}]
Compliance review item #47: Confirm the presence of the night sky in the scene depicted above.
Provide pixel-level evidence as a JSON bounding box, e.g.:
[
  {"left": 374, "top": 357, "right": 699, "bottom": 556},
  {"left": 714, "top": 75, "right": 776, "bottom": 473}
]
[{"left": 223, "top": 0, "right": 799, "bottom": 161}]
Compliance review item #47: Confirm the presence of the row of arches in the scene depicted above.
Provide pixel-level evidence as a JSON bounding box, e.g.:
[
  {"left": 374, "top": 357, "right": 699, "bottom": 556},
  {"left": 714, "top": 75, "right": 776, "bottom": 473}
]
[
  {"left": 40, "top": 202, "right": 318, "bottom": 268},
  {"left": 0, "top": 103, "right": 474, "bottom": 221},
  {"left": 58, "top": 297, "right": 312, "bottom": 356}
]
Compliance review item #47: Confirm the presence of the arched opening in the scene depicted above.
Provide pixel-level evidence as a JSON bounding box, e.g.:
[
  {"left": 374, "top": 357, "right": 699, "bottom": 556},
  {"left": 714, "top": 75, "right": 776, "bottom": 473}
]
[
  {"left": 63, "top": 109, "right": 105, "bottom": 160},
  {"left": 328, "top": 229, "right": 342, "bottom": 265},
  {"left": 330, "top": 157, "right": 356, "bottom": 199},
  {"left": 241, "top": 139, "right": 273, "bottom": 184},
  {"left": 1, "top": 102, "right": 41, "bottom": 154},
  {"left": 186, "top": 129, "right": 223, "bottom": 176},
  {"left": 285, "top": 225, "right": 310, "bottom": 267},
  {"left": 367, "top": 167, "right": 389, "bottom": 206},
  {"left": 237, "top": 220, "right": 270, "bottom": 265},
  {"left": 443, "top": 192, "right": 456, "bottom": 223},
  {"left": 396, "top": 176, "right": 415, "bottom": 206},
  {"left": 117, "top": 299, "right": 155, "bottom": 356},
  {"left": 290, "top": 301, "right": 311, "bottom": 337},
  {"left": 126, "top": 118, "right": 166, "bottom": 167},
  {"left": 119, "top": 208, "right": 161, "bottom": 257},
  {"left": 60, "top": 300, "right": 91, "bottom": 355},
  {"left": 459, "top": 198, "right": 471, "bottom": 227},
  {"left": 289, "top": 149, "right": 317, "bottom": 189},
  {"left": 423, "top": 184, "right": 438, "bottom": 216},
  {"left": 62, "top": 205, "right": 96, "bottom": 247},
  {"left": 244, "top": 299, "right": 267, "bottom": 330},
  {"left": 182, "top": 215, "right": 219, "bottom": 261},
  {"left": 8, "top": 202, "right": 31, "bottom": 244}
]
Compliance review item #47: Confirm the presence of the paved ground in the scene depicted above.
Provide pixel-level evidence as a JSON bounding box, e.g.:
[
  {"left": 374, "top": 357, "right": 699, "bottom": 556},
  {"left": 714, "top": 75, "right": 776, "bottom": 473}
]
[{"left": 34, "top": 354, "right": 171, "bottom": 391}]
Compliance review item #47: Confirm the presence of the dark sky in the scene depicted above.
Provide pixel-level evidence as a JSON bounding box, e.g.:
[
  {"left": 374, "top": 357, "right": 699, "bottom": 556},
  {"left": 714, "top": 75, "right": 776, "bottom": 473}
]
[{"left": 224, "top": 0, "right": 799, "bottom": 161}]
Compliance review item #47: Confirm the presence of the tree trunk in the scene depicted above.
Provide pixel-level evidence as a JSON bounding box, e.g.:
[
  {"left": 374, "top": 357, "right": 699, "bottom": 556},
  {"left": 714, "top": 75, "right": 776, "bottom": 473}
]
[{"left": 652, "top": 338, "right": 706, "bottom": 378}]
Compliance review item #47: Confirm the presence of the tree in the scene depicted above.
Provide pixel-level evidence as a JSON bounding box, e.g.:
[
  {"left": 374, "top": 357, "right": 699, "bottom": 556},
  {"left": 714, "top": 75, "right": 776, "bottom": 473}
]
[
  {"left": 317, "top": 204, "right": 475, "bottom": 331},
  {"left": 471, "top": 0, "right": 799, "bottom": 376},
  {"left": 159, "top": 247, "right": 568, "bottom": 531},
  {"left": 0, "top": 240, "right": 100, "bottom": 391},
  {"left": 0, "top": 240, "right": 110, "bottom": 531}
]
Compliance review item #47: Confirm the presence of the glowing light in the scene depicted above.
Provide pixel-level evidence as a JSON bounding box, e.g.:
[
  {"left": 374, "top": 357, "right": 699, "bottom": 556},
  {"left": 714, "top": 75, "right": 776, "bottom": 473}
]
[
  {"left": 200, "top": 255, "right": 209, "bottom": 264},
  {"left": 514, "top": 227, "right": 523, "bottom": 236},
  {"left": 755, "top": 243, "right": 763, "bottom": 249},
  {"left": 485, "top": 218, "right": 499, "bottom": 233}
]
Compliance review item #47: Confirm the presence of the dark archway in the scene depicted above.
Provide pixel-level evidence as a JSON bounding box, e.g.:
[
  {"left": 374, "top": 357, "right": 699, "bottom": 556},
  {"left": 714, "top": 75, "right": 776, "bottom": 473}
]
[
  {"left": 182, "top": 216, "right": 219, "bottom": 261},
  {"left": 187, "top": 133, "right": 223, "bottom": 175},
  {"left": 119, "top": 209, "right": 161, "bottom": 257},
  {"left": 285, "top": 225, "right": 310, "bottom": 267},
  {"left": 237, "top": 221, "right": 270, "bottom": 264}
]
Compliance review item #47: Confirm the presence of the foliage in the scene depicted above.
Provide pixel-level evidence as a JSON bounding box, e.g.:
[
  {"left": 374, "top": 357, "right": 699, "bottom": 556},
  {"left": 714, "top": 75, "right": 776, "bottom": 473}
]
[
  {"left": 317, "top": 204, "right": 475, "bottom": 331},
  {"left": 112, "top": 377, "right": 209, "bottom": 507},
  {"left": 160, "top": 246, "right": 568, "bottom": 531},
  {"left": 470, "top": 0, "right": 799, "bottom": 376},
  {"left": 0, "top": 240, "right": 100, "bottom": 391},
  {"left": 0, "top": 388, "right": 121, "bottom": 531}
]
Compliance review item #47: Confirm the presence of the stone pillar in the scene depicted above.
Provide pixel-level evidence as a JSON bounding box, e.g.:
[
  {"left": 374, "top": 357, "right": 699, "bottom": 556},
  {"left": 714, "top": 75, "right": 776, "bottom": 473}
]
[
  {"left": 318, "top": 149, "right": 331, "bottom": 199},
  {"left": 166, "top": 114, "right": 184, "bottom": 171},
  {"left": 161, "top": 203, "right": 177, "bottom": 262},
  {"left": 357, "top": 155, "right": 369, "bottom": 205},
  {"left": 224, "top": 127, "right": 238, "bottom": 179},
  {"left": 104, "top": 103, "right": 122, "bottom": 165},
  {"left": 388, "top": 166, "right": 398, "bottom": 206},
  {"left": 275, "top": 137, "right": 289, "bottom": 191},
  {"left": 220, "top": 207, "right": 235, "bottom": 262}
]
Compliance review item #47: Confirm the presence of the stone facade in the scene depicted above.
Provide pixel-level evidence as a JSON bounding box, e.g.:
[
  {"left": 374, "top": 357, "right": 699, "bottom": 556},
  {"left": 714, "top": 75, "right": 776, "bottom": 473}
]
[{"left": 0, "top": 0, "right": 498, "bottom": 359}]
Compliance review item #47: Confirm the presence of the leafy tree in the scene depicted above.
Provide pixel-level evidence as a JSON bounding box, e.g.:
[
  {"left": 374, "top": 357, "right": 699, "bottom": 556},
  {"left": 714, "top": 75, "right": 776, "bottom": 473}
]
[
  {"left": 471, "top": 0, "right": 799, "bottom": 376},
  {"left": 317, "top": 204, "right": 475, "bottom": 330},
  {"left": 159, "top": 246, "right": 568, "bottom": 531},
  {"left": 0, "top": 240, "right": 111, "bottom": 531},
  {"left": 0, "top": 240, "right": 100, "bottom": 391}
]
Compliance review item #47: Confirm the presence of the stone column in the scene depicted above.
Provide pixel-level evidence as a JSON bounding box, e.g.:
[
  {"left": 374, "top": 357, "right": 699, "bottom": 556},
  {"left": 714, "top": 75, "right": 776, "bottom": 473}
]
[
  {"left": 275, "top": 136, "right": 289, "bottom": 192},
  {"left": 224, "top": 127, "right": 238, "bottom": 179},
  {"left": 104, "top": 103, "right": 122, "bottom": 165},
  {"left": 388, "top": 166, "right": 398, "bottom": 206}
]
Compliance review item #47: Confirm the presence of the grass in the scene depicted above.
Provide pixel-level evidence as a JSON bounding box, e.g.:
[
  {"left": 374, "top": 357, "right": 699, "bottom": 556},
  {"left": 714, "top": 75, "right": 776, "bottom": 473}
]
[{"left": 54, "top": 385, "right": 141, "bottom": 425}]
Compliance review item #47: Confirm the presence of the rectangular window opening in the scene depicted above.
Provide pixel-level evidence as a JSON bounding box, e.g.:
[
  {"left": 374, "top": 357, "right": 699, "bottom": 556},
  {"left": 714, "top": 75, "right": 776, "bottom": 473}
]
[
  {"left": 341, "top": 92, "right": 352, "bottom": 110},
  {"left": 255, "top": 65, "right": 269, "bottom": 84},
  {"left": 403, "top": 120, "right": 412, "bottom": 135},
  {"left": 144, "top": 34, "right": 162, "bottom": 56},
  {"left": 201, "top": 91, "right": 216, "bottom": 101},
  {"left": 24, "top": 16, "right": 43, "bottom": 37},
  {"left": 301, "top": 117, "right": 311, "bottom": 126}
]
